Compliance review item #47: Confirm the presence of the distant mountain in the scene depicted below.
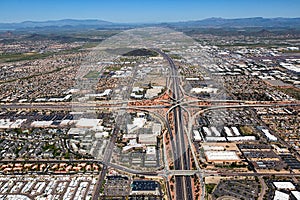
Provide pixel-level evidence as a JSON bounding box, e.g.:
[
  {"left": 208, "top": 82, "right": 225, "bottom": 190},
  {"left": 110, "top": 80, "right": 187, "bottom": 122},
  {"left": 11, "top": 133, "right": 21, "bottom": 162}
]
[
  {"left": 167, "top": 17, "right": 300, "bottom": 28},
  {"left": 1, "top": 17, "right": 300, "bottom": 31},
  {"left": 0, "top": 19, "right": 113, "bottom": 30}
]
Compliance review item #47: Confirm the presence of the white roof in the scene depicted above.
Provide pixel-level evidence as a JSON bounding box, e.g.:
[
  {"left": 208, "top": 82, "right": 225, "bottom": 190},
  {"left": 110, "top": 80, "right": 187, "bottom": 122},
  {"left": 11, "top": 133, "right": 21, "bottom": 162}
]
[
  {"left": 65, "top": 88, "right": 79, "bottom": 94},
  {"left": 262, "top": 129, "right": 277, "bottom": 141},
  {"left": 193, "top": 130, "right": 202, "bottom": 141},
  {"left": 67, "top": 128, "right": 86, "bottom": 135},
  {"left": 280, "top": 62, "right": 300, "bottom": 73},
  {"left": 273, "top": 181, "right": 295, "bottom": 190},
  {"left": 146, "top": 146, "right": 156, "bottom": 155},
  {"left": 0, "top": 119, "right": 13, "bottom": 129},
  {"left": 60, "top": 120, "right": 71, "bottom": 126},
  {"left": 205, "top": 151, "right": 239, "bottom": 161},
  {"left": 186, "top": 77, "right": 199, "bottom": 81},
  {"left": 203, "top": 127, "right": 212, "bottom": 136},
  {"left": 130, "top": 93, "right": 143, "bottom": 99},
  {"left": 132, "top": 87, "right": 143, "bottom": 92},
  {"left": 152, "top": 123, "right": 162, "bottom": 135},
  {"left": 292, "top": 191, "right": 300, "bottom": 200},
  {"left": 31, "top": 121, "right": 53, "bottom": 127},
  {"left": 145, "top": 87, "right": 163, "bottom": 99},
  {"left": 133, "top": 118, "right": 146, "bottom": 127},
  {"left": 139, "top": 134, "right": 157, "bottom": 144},
  {"left": 211, "top": 127, "right": 221, "bottom": 136},
  {"left": 122, "top": 143, "right": 144, "bottom": 152},
  {"left": 224, "top": 127, "right": 233, "bottom": 136},
  {"left": 202, "top": 145, "right": 224, "bottom": 151},
  {"left": 76, "top": 118, "right": 100, "bottom": 128},
  {"left": 0, "top": 195, "right": 31, "bottom": 200},
  {"left": 190, "top": 87, "right": 218, "bottom": 94},
  {"left": 0, "top": 119, "right": 26, "bottom": 129},
  {"left": 122, "top": 134, "right": 137, "bottom": 139},
  {"left": 231, "top": 127, "right": 241, "bottom": 136},
  {"left": 205, "top": 136, "right": 227, "bottom": 142},
  {"left": 273, "top": 190, "right": 289, "bottom": 200},
  {"left": 127, "top": 117, "right": 146, "bottom": 133},
  {"left": 227, "top": 136, "right": 256, "bottom": 141},
  {"left": 48, "top": 97, "right": 65, "bottom": 102},
  {"left": 35, "top": 98, "right": 47, "bottom": 102}
]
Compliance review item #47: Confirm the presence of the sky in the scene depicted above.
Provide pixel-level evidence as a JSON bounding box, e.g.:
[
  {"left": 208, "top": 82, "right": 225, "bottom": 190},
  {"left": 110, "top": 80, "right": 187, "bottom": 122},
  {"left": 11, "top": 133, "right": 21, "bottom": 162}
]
[{"left": 1, "top": 0, "right": 300, "bottom": 23}]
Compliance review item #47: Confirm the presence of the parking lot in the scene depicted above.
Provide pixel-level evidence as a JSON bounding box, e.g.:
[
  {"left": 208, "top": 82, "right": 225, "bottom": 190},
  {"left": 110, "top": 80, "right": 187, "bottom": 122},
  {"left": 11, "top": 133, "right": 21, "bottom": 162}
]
[
  {"left": 280, "top": 154, "right": 300, "bottom": 169},
  {"left": 104, "top": 175, "right": 131, "bottom": 197},
  {"left": 213, "top": 179, "right": 260, "bottom": 200}
]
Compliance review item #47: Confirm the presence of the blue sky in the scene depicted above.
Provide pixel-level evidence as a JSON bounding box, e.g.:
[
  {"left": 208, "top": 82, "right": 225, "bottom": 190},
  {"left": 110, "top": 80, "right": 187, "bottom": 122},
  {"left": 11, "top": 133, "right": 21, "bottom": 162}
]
[{"left": 1, "top": 0, "right": 300, "bottom": 23}]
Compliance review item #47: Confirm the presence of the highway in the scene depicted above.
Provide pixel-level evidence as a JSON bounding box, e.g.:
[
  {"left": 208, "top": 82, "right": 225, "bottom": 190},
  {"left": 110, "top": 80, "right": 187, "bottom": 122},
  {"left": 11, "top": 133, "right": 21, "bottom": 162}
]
[
  {"left": 157, "top": 49, "right": 193, "bottom": 200},
  {"left": 92, "top": 125, "right": 118, "bottom": 200},
  {"left": 2, "top": 99, "right": 298, "bottom": 112},
  {"left": 1, "top": 49, "right": 300, "bottom": 200}
]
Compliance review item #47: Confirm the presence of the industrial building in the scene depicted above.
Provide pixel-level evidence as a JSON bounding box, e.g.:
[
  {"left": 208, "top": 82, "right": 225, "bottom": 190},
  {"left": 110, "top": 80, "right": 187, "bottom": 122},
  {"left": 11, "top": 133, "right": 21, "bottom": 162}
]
[
  {"left": 261, "top": 128, "right": 277, "bottom": 141},
  {"left": 273, "top": 190, "right": 289, "bottom": 200},
  {"left": 273, "top": 182, "right": 296, "bottom": 190},
  {"left": 205, "top": 151, "right": 240, "bottom": 164}
]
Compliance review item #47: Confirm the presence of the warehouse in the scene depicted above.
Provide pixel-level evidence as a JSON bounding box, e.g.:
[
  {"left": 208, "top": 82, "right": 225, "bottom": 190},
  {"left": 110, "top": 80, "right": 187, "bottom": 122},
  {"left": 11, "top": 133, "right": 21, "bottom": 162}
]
[
  {"left": 227, "top": 136, "right": 256, "bottom": 141},
  {"left": 273, "top": 181, "right": 296, "bottom": 190},
  {"left": 205, "top": 151, "right": 240, "bottom": 163},
  {"left": 273, "top": 191, "right": 289, "bottom": 200},
  {"left": 193, "top": 130, "right": 202, "bottom": 142},
  {"left": 261, "top": 128, "right": 277, "bottom": 141}
]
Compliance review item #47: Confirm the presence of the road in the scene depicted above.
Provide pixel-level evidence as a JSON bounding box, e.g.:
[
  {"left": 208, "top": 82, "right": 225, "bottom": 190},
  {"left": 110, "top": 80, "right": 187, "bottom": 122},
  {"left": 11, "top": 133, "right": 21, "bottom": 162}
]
[
  {"left": 1, "top": 48, "right": 300, "bottom": 200},
  {"left": 92, "top": 125, "right": 118, "bottom": 200},
  {"left": 157, "top": 49, "right": 193, "bottom": 200}
]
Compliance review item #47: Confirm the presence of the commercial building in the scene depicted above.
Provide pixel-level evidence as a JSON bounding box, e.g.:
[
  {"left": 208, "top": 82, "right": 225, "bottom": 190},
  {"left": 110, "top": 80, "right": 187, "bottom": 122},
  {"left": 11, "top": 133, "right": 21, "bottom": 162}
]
[
  {"left": 205, "top": 151, "right": 240, "bottom": 164},
  {"left": 190, "top": 87, "right": 218, "bottom": 94},
  {"left": 0, "top": 119, "right": 27, "bottom": 129},
  {"left": 193, "top": 130, "right": 202, "bottom": 142},
  {"left": 291, "top": 191, "right": 300, "bottom": 200},
  {"left": 261, "top": 128, "right": 277, "bottom": 141},
  {"left": 273, "top": 182, "right": 296, "bottom": 190},
  {"left": 144, "top": 86, "right": 164, "bottom": 99},
  {"left": 227, "top": 136, "right": 256, "bottom": 141},
  {"left": 139, "top": 134, "right": 157, "bottom": 145},
  {"left": 76, "top": 118, "right": 101, "bottom": 129},
  {"left": 273, "top": 190, "right": 289, "bottom": 200}
]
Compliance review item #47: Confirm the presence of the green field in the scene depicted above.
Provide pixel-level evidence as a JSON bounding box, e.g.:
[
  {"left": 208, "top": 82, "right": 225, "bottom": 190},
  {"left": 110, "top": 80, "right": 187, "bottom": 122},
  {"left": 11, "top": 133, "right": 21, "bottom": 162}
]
[
  {"left": 277, "top": 87, "right": 300, "bottom": 100},
  {"left": 205, "top": 184, "right": 216, "bottom": 194},
  {"left": 84, "top": 70, "right": 100, "bottom": 78},
  {"left": 0, "top": 52, "right": 53, "bottom": 63}
]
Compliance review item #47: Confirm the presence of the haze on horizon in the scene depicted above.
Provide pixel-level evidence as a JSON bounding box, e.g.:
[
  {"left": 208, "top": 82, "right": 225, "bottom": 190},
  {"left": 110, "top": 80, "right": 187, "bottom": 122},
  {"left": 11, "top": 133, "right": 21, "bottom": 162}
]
[{"left": 1, "top": 0, "right": 300, "bottom": 23}]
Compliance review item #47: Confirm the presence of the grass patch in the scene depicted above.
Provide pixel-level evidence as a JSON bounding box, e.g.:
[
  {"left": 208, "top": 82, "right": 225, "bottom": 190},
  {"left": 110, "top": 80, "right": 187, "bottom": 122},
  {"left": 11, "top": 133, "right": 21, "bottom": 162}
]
[
  {"left": 107, "top": 65, "right": 122, "bottom": 71},
  {"left": 0, "top": 44, "right": 90, "bottom": 63},
  {"left": 83, "top": 70, "right": 100, "bottom": 79},
  {"left": 276, "top": 87, "right": 300, "bottom": 100},
  {"left": 81, "top": 42, "right": 99, "bottom": 49},
  {"left": 281, "top": 50, "right": 300, "bottom": 53},
  {"left": 239, "top": 125, "right": 255, "bottom": 136},
  {"left": 122, "top": 48, "right": 158, "bottom": 57},
  {"left": 0, "top": 52, "right": 53, "bottom": 63},
  {"left": 205, "top": 184, "right": 216, "bottom": 194},
  {"left": 169, "top": 54, "right": 183, "bottom": 60}
]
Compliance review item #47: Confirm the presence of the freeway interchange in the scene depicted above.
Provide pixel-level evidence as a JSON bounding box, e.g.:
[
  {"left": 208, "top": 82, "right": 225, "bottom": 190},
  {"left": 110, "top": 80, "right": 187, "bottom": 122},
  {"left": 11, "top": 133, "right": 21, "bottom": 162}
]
[
  {"left": 158, "top": 50, "right": 193, "bottom": 200},
  {"left": 1, "top": 49, "right": 300, "bottom": 200}
]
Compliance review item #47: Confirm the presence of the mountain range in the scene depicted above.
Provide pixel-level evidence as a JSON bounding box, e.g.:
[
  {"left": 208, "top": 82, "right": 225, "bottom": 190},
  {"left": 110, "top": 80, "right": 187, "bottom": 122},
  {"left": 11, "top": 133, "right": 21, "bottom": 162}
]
[
  {"left": 1, "top": 17, "right": 300, "bottom": 30},
  {"left": 168, "top": 17, "right": 300, "bottom": 28},
  {"left": 0, "top": 19, "right": 114, "bottom": 30}
]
